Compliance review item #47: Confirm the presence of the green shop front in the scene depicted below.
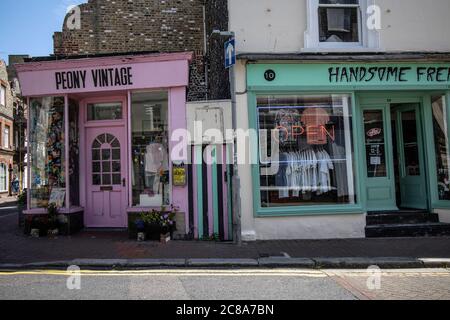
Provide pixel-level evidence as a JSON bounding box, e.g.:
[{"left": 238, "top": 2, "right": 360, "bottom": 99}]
[{"left": 243, "top": 56, "right": 450, "bottom": 239}]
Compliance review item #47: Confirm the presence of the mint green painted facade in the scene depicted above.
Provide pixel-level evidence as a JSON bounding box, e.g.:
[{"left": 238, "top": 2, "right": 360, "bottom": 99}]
[{"left": 247, "top": 62, "right": 450, "bottom": 217}]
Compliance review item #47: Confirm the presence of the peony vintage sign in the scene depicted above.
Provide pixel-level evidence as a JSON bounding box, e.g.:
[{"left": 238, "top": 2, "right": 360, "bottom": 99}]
[{"left": 55, "top": 67, "right": 133, "bottom": 90}]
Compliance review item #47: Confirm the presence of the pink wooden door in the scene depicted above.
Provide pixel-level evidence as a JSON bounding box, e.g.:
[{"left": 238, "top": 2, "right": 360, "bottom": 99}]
[{"left": 85, "top": 126, "right": 127, "bottom": 228}]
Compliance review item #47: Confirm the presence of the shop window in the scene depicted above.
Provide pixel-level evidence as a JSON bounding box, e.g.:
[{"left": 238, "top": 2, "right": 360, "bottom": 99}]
[
  {"left": 131, "top": 91, "right": 170, "bottom": 207},
  {"left": 305, "top": 0, "right": 379, "bottom": 50},
  {"left": 87, "top": 102, "right": 123, "bottom": 121},
  {"left": 0, "top": 163, "right": 7, "bottom": 192},
  {"left": 432, "top": 95, "right": 450, "bottom": 201},
  {"left": 3, "top": 125, "right": 10, "bottom": 149},
  {"left": 91, "top": 134, "right": 121, "bottom": 186},
  {"left": 257, "top": 94, "right": 356, "bottom": 208},
  {"left": 69, "top": 99, "right": 80, "bottom": 206},
  {"left": 0, "top": 85, "right": 5, "bottom": 106},
  {"left": 29, "top": 97, "right": 65, "bottom": 208}
]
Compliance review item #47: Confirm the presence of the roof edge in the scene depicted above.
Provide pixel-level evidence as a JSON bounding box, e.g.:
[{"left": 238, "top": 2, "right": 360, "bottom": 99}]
[{"left": 15, "top": 51, "right": 194, "bottom": 73}]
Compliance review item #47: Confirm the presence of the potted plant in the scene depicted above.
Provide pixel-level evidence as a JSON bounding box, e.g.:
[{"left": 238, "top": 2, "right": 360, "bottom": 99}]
[
  {"left": 135, "top": 218, "right": 146, "bottom": 242},
  {"left": 30, "top": 215, "right": 49, "bottom": 238},
  {"left": 134, "top": 206, "right": 178, "bottom": 242},
  {"left": 47, "top": 203, "right": 59, "bottom": 237}
]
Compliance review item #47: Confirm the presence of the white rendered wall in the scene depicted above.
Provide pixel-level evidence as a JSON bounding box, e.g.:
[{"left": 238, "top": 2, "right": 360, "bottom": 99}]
[{"left": 229, "top": 0, "right": 450, "bottom": 53}]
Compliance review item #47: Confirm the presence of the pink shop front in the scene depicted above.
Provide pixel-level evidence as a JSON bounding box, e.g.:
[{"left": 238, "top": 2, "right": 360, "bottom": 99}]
[{"left": 16, "top": 52, "right": 193, "bottom": 236}]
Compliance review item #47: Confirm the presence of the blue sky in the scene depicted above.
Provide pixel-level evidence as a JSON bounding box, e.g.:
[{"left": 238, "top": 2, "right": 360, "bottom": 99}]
[{"left": 0, "top": 0, "right": 86, "bottom": 64}]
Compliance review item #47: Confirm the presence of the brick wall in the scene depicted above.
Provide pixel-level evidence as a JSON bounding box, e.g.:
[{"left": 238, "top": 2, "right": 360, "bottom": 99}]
[
  {"left": 0, "top": 61, "right": 14, "bottom": 120},
  {"left": 53, "top": 0, "right": 216, "bottom": 101}
]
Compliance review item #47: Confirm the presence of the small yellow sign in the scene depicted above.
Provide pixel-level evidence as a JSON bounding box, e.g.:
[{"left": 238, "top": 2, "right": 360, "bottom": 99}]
[{"left": 173, "top": 163, "right": 187, "bottom": 187}]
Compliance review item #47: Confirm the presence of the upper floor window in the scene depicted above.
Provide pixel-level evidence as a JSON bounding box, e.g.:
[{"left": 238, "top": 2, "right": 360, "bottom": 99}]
[
  {"left": 305, "top": 0, "right": 380, "bottom": 50},
  {"left": 319, "top": 0, "right": 360, "bottom": 43},
  {"left": 0, "top": 85, "right": 6, "bottom": 106},
  {"left": 3, "top": 125, "right": 10, "bottom": 149}
]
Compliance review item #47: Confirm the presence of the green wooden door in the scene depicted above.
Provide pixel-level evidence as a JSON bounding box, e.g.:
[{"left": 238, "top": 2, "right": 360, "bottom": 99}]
[
  {"left": 362, "top": 104, "right": 398, "bottom": 211},
  {"left": 394, "top": 104, "right": 428, "bottom": 209}
]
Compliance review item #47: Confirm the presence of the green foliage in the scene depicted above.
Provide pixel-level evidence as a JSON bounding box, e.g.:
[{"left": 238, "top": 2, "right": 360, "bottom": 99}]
[
  {"left": 17, "top": 192, "right": 27, "bottom": 206},
  {"left": 47, "top": 203, "right": 59, "bottom": 229}
]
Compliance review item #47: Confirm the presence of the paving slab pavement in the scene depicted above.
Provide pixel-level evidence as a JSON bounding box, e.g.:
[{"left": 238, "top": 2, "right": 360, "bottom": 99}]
[{"left": 1, "top": 209, "right": 450, "bottom": 268}]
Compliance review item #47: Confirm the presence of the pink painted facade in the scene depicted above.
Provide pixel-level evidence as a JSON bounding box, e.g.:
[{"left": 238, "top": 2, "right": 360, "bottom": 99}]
[{"left": 16, "top": 52, "right": 192, "bottom": 232}]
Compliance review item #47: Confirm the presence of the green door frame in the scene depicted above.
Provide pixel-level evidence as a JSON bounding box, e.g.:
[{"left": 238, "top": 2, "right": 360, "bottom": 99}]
[
  {"left": 359, "top": 102, "right": 397, "bottom": 211},
  {"left": 356, "top": 91, "right": 449, "bottom": 212},
  {"left": 394, "top": 103, "right": 428, "bottom": 209}
]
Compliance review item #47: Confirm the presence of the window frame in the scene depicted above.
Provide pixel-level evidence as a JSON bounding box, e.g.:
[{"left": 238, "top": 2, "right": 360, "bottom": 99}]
[
  {"left": 249, "top": 91, "right": 363, "bottom": 217},
  {"left": 0, "top": 84, "right": 6, "bottom": 107},
  {"left": 86, "top": 101, "right": 124, "bottom": 122},
  {"left": 0, "top": 163, "right": 8, "bottom": 192},
  {"left": 3, "top": 125, "right": 10, "bottom": 149},
  {"left": 304, "top": 0, "right": 380, "bottom": 51}
]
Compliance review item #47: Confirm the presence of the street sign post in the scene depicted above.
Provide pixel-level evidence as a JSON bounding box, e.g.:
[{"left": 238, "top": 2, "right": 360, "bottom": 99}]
[{"left": 224, "top": 38, "right": 236, "bottom": 69}]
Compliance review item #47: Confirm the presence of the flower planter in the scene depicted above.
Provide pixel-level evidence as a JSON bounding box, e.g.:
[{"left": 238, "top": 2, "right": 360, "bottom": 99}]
[{"left": 146, "top": 224, "right": 163, "bottom": 241}]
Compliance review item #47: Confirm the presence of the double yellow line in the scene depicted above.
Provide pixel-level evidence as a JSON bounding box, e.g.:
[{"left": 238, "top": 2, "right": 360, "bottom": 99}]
[{"left": 0, "top": 269, "right": 328, "bottom": 278}]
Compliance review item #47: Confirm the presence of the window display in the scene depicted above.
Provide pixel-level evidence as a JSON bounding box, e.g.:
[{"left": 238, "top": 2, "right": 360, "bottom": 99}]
[
  {"left": 131, "top": 91, "right": 170, "bottom": 207},
  {"left": 432, "top": 95, "right": 450, "bottom": 200},
  {"left": 69, "top": 99, "right": 80, "bottom": 206},
  {"left": 258, "top": 94, "right": 355, "bottom": 207},
  {"left": 29, "top": 97, "right": 65, "bottom": 208}
]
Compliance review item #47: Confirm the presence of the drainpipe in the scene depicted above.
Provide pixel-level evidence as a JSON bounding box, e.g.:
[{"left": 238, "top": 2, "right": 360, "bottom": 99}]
[{"left": 202, "top": 3, "right": 209, "bottom": 101}]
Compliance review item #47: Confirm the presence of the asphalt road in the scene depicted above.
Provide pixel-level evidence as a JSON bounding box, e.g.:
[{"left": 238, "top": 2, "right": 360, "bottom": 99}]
[{"left": 0, "top": 268, "right": 449, "bottom": 300}]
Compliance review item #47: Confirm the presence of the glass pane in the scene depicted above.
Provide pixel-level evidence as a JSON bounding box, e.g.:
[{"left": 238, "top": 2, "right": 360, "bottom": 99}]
[
  {"left": 93, "top": 174, "right": 101, "bottom": 186},
  {"left": 112, "top": 174, "right": 121, "bottom": 185},
  {"left": 131, "top": 91, "right": 170, "bottom": 206},
  {"left": 69, "top": 99, "right": 80, "bottom": 206},
  {"left": 97, "top": 134, "right": 106, "bottom": 144},
  {"left": 102, "top": 149, "right": 111, "bottom": 160},
  {"left": 29, "top": 97, "right": 66, "bottom": 208},
  {"left": 87, "top": 102, "right": 123, "bottom": 121},
  {"left": 319, "top": 7, "right": 359, "bottom": 42},
  {"left": 102, "top": 161, "right": 111, "bottom": 173},
  {"left": 92, "top": 149, "right": 101, "bottom": 161},
  {"left": 92, "top": 162, "right": 101, "bottom": 173},
  {"left": 364, "top": 110, "right": 387, "bottom": 178},
  {"left": 102, "top": 174, "right": 111, "bottom": 185},
  {"left": 106, "top": 134, "right": 114, "bottom": 143},
  {"left": 257, "top": 94, "right": 356, "bottom": 208},
  {"left": 401, "top": 111, "right": 420, "bottom": 176},
  {"left": 112, "top": 149, "right": 120, "bottom": 160},
  {"left": 112, "top": 161, "right": 121, "bottom": 172},
  {"left": 432, "top": 96, "right": 450, "bottom": 200},
  {"left": 92, "top": 139, "right": 101, "bottom": 149},
  {"left": 111, "top": 139, "right": 120, "bottom": 148}
]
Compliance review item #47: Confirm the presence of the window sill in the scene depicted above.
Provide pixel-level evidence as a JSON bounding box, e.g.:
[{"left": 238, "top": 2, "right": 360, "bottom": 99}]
[
  {"left": 255, "top": 205, "right": 364, "bottom": 218},
  {"left": 301, "top": 47, "right": 385, "bottom": 53}
]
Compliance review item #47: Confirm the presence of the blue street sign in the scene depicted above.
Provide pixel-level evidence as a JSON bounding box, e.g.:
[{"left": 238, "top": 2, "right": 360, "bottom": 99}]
[{"left": 224, "top": 38, "right": 236, "bottom": 69}]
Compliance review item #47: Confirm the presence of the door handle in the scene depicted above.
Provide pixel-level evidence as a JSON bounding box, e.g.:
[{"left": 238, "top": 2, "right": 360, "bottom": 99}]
[{"left": 122, "top": 178, "right": 126, "bottom": 187}]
